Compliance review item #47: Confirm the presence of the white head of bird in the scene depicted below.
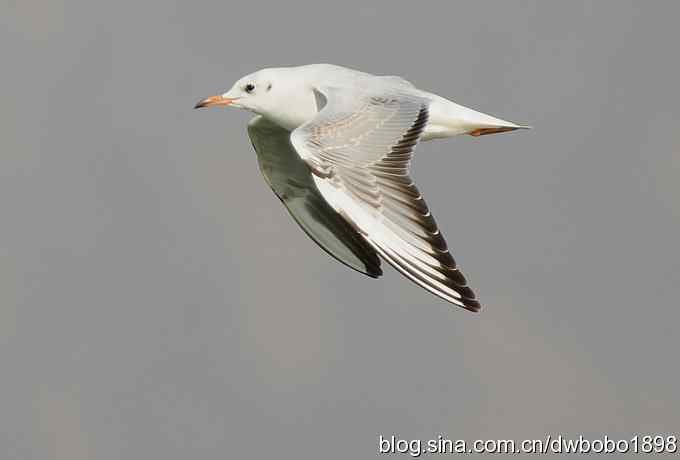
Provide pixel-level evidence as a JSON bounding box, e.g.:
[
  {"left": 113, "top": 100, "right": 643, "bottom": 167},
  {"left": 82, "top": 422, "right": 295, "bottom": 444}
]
[{"left": 195, "top": 67, "right": 320, "bottom": 130}]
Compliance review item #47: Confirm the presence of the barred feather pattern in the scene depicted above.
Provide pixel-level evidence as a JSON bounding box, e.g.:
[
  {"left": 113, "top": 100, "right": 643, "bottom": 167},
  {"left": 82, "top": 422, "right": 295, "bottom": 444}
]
[{"left": 292, "top": 89, "right": 480, "bottom": 311}]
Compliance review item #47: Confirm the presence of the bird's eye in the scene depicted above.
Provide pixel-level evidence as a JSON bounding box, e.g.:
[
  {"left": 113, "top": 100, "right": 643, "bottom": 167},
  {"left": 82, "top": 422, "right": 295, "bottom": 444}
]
[{"left": 245, "top": 83, "right": 255, "bottom": 93}]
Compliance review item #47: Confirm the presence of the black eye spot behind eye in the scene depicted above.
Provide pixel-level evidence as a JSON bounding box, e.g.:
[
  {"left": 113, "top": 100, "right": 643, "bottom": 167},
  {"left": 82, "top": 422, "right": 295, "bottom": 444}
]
[
  {"left": 266, "top": 83, "right": 272, "bottom": 91},
  {"left": 245, "top": 83, "right": 255, "bottom": 93}
]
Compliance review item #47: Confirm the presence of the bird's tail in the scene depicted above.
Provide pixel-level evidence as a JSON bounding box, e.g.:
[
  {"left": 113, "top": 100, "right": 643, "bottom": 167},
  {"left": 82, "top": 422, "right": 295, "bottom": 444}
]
[
  {"left": 457, "top": 104, "right": 530, "bottom": 137},
  {"left": 426, "top": 95, "right": 530, "bottom": 138}
]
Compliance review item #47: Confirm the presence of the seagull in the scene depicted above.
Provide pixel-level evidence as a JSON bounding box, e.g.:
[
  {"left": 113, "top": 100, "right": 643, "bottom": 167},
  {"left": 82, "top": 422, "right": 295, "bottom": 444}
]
[{"left": 195, "top": 64, "right": 528, "bottom": 312}]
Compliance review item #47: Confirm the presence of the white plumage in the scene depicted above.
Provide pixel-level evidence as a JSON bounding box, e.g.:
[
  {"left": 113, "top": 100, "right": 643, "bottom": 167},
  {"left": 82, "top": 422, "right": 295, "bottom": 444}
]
[{"left": 195, "top": 64, "right": 529, "bottom": 311}]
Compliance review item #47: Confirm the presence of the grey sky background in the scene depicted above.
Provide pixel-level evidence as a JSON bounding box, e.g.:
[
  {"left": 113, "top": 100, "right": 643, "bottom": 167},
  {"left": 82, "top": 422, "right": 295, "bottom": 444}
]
[{"left": 2, "top": 1, "right": 679, "bottom": 458}]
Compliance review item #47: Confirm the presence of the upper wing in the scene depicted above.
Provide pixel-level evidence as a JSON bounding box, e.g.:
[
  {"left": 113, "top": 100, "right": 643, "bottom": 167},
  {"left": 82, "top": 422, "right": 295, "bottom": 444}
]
[
  {"left": 247, "top": 116, "right": 382, "bottom": 278},
  {"left": 291, "top": 87, "right": 480, "bottom": 311}
]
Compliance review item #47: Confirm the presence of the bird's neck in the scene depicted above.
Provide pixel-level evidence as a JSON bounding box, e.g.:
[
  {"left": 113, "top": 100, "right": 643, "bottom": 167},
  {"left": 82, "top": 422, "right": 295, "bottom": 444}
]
[{"left": 263, "top": 89, "right": 319, "bottom": 132}]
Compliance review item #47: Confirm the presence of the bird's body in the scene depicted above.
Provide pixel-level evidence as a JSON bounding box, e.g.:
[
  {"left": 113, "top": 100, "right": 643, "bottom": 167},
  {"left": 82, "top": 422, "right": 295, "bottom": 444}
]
[
  {"left": 226, "top": 64, "right": 522, "bottom": 139},
  {"left": 195, "top": 63, "right": 528, "bottom": 311}
]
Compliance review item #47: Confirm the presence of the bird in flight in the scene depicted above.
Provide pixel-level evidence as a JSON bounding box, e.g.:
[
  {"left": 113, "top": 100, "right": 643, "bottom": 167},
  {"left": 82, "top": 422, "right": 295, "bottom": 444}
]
[{"left": 195, "top": 64, "right": 527, "bottom": 312}]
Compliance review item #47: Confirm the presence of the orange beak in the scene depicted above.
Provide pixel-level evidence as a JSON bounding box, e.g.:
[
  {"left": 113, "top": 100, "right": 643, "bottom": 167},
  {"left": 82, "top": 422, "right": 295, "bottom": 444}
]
[{"left": 194, "top": 95, "right": 238, "bottom": 109}]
